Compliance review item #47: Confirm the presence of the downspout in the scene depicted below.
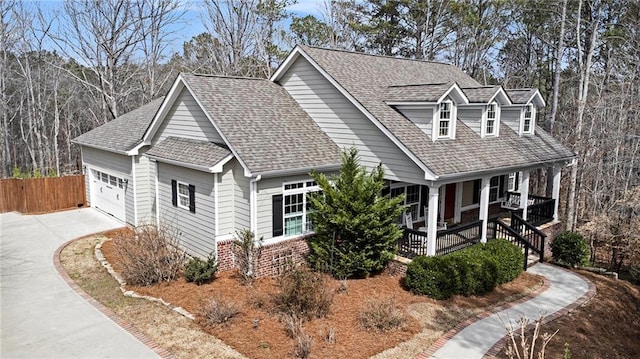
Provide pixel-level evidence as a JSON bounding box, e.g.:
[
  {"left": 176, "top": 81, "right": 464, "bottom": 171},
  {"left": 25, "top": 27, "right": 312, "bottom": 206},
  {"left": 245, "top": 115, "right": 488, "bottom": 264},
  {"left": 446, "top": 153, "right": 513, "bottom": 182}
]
[
  {"left": 132, "top": 156, "right": 138, "bottom": 226},
  {"left": 249, "top": 175, "right": 262, "bottom": 235},
  {"left": 154, "top": 160, "right": 160, "bottom": 227},
  {"left": 214, "top": 172, "right": 219, "bottom": 259}
]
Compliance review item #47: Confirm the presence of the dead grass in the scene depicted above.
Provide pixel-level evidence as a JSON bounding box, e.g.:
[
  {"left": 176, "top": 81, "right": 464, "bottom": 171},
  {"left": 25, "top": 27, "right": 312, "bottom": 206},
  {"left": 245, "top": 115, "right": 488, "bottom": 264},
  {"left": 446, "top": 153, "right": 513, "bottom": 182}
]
[{"left": 60, "top": 233, "right": 244, "bottom": 359}]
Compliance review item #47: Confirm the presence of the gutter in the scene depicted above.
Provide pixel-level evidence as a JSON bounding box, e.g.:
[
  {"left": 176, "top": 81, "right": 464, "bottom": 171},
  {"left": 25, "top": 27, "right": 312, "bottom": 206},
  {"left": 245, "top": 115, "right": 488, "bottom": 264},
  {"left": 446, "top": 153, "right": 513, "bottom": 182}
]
[{"left": 252, "top": 163, "right": 341, "bottom": 178}]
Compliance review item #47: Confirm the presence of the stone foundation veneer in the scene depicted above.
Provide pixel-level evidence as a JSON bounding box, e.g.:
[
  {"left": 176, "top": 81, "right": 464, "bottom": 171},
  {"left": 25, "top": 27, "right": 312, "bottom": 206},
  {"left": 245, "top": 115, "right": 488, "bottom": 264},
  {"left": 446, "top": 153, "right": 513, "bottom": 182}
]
[
  {"left": 538, "top": 220, "right": 564, "bottom": 259},
  {"left": 216, "top": 235, "right": 310, "bottom": 278}
]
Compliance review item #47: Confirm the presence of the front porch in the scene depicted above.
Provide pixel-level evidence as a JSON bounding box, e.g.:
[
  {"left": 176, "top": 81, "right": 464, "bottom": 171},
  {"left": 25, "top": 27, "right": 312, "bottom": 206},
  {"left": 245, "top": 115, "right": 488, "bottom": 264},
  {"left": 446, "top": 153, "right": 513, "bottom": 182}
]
[{"left": 391, "top": 167, "right": 563, "bottom": 269}]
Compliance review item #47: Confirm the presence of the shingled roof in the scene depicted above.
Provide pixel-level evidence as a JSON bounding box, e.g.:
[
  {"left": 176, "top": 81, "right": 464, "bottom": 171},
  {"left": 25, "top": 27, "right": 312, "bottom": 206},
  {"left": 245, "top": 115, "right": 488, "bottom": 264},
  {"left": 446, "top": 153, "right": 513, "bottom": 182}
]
[
  {"left": 506, "top": 89, "right": 538, "bottom": 104},
  {"left": 179, "top": 74, "right": 342, "bottom": 174},
  {"left": 385, "top": 83, "right": 454, "bottom": 103},
  {"left": 73, "top": 97, "right": 164, "bottom": 154},
  {"left": 461, "top": 86, "right": 504, "bottom": 103},
  {"left": 289, "top": 45, "right": 574, "bottom": 177},
  {"left": 146, "top": 136, "right": 231, "bottom": 171}
]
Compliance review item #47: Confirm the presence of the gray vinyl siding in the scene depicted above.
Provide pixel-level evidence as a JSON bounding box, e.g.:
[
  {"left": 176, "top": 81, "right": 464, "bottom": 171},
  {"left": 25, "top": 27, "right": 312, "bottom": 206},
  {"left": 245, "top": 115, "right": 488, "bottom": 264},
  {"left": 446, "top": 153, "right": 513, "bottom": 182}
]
[
  {"left": 233, "top": 161, "right": 250, "bottom": 233},
  {"left": 157, "top": 162, "right": 216, "bottom": 258},
  {"left": 217, "top": 162, "right": 235, "bottom": 237},
  {"left": 502, "top": 108, "right": 521, "bottom": 134},
  {"left": 255, "top": 174, "right": 314, "bottom": 241},
  {"left": 81, "top": 146, "right": 134, "bottom": 225},
  {"left": 395, "top": 106, "right": 434, "bottom": 138},
  {"left": 458, "top": 107, "right": 482, "bottom": 136},
  {"left": 279, "top": 56, "right": 425, "bottom": 183},
  {"left": 152, "top": 87, "right": 224, "bottom": 145},
  {"left": 134, "top": 152, "right": 155, "bottom": 224}
]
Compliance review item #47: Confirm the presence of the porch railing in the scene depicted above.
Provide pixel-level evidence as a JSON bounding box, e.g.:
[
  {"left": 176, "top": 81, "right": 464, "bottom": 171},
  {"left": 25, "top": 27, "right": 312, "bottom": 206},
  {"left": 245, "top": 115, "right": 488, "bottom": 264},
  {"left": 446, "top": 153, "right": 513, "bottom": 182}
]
[
  {"left": 525, "top": 199, "right": 555, "bottom": 226},
  {"left": 487, "top": 217, "right": 543, "bottom": 270},
  {"left": 510, "top": 213, "right": 546, "bottom": 263},
  {"left": 397, "top": 220, "right": 482, "bottom": 259}
]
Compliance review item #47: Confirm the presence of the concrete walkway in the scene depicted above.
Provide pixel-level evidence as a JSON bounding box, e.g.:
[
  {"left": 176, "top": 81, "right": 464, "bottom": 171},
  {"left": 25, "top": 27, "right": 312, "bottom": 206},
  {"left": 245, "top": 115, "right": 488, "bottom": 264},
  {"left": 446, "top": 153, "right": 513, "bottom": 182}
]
[
  {"left": 1, "top": 209, "right": 160, "bottom": 358},
  {"left": 427, "top": 263, "right": 594, "bottom": 359}
]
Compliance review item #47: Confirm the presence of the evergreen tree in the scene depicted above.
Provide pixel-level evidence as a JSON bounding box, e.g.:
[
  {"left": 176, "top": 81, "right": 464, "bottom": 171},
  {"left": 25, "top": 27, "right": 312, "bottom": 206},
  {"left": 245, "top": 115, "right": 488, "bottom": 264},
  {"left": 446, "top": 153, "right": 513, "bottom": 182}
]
[{"left": 307, "top": 147, "right": 405, "bottom": 278}]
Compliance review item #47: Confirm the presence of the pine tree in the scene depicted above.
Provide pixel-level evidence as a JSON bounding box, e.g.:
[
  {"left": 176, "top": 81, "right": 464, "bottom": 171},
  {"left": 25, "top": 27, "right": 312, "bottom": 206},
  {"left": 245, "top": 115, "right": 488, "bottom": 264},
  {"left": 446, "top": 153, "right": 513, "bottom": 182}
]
[{"left": 307, "top": 147, "right": 405, "bottom": 278}]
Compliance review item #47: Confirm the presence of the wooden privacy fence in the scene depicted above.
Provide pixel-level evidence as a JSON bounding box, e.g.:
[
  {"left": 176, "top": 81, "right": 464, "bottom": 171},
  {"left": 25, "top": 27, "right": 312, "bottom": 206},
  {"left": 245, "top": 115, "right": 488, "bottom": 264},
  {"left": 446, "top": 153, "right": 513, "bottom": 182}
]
[{"left": 0, "top": 175, "right": 86, "bottom": 214}]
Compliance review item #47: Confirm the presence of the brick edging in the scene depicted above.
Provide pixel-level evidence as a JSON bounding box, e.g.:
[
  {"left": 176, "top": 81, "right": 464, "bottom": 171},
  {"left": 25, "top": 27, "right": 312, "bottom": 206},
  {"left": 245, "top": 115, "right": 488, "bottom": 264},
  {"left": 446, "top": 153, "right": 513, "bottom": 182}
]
[
  {"left": 53, "top": 233, "right": 176, "bottom": 359},
  {"left": 483, "top": 266, "right": 597, "bottom": 358},
  {"left": 415, "top": 273, "right": 552, "bottom": 359},
  {"left": 415, "top": 265, "right": 597, "bottom": 359}
]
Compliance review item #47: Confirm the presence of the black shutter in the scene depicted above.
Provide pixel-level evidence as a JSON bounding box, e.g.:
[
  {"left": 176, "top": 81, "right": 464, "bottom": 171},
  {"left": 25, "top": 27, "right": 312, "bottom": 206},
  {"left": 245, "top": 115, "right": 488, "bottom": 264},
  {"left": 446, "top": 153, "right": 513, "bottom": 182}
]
[
  {"left": 272, "top": 194, "right": 283, "bottom": 237},
  {"left": 499, "top": 175, "right": 506, "bottom": 198},
  {"left": 515, "top": 172, "right": 520, "bottom": 191},
  {"left": 419, "top": 185, "right": 428, "bottom": 217},
  {"left": 188, "top": 184, "right": 196, "bottom": 213},
  {"left": 171, "top": 180, "right": 177, "bottom": 207},
  {"left": 472, "top": 179, "right": 480, "bottom": 204}
]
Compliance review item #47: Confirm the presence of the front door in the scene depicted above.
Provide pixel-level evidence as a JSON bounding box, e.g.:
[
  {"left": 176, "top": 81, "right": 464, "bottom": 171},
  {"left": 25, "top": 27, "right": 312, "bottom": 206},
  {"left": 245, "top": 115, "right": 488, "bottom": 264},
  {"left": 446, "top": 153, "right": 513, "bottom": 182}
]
[{"left": 444, "top": 183, "right": 456, "bottom": 221}]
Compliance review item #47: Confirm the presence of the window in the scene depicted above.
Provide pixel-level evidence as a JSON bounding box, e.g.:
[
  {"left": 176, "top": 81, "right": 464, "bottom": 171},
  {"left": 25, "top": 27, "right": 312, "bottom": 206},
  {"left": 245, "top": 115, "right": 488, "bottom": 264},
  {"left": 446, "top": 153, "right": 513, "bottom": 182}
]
[
  {"left": 486, "top": 103, "right": 497, "bottom": 135},
  {"left": 523, "top": 105, "right": 533, "bottom": 133},
  {"left": 438, "top": 101, "right": 452, "bottom": 138},
  {"left": 489, "top": 176, "right": 500, "bottom": 202},
  {"left": 508, "top": 172, "right": 519, "bottom": 192},
  {"left": 388, "top": 184, "right": 421, "bottom": 224},
  {"left": 171, "top": 179, "right": 196, "bottom": 213},
  {"left": 282, "top": 180, "right": 319, "bottom": 236},
  {"left": 177, "top": 182, "right": 190, "bottom": 209}
]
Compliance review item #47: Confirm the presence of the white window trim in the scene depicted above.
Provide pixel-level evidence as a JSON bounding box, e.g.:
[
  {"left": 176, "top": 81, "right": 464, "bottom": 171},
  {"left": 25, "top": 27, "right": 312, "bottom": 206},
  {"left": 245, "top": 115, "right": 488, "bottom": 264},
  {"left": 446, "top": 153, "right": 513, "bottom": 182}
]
[
  {"left": 434, "top": 100, "right": 456, "bottom": 140},
  {"left": 482, "top": 102, "right": 500, "bottom": 138},
  {"left": 176, "top": 181, "right": 190, "bottom": 210},
  {"left": 282, "top": 180, "right": 320, "bottom": 237},
  {"left": 508, "top": 172, "right": 519, "bottom": 192},
  {"left": 521, "top": 104, "right": 535, "bottom": 135},
  {"left": 389, "top": 182, "right": 422, "bottom": 223}
]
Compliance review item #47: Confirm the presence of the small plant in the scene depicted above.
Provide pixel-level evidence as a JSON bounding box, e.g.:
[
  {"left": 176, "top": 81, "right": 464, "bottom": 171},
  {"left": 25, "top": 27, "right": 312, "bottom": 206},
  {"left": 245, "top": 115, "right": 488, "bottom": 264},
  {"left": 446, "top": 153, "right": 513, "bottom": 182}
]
[
  {"left": 113, "top": 223, "right": 185, "bottom": 286},
  {"left": 233, "top": 229, "right": 263, "bottom": 285},
  {"left": 551, "top": 231, "right": 589, "bottom": 267},
  {"left": 273, "top": 266, "right": 333, "bottom": 320},
  {"left": 502, "top": 314, "right": 559, "bottom": 359},
  {"left": 357, "top": 297, "right": 405, "bottom": 332},
  {"left": 184, "top": 253, "right": 217, "bottom": 285},
  {"left": 282, "top": 313, "right": 304, "bottom": 339},
  {"left": 325, "top": 326, "right": 336, "bottom": 344},
  {"left": 200, "top": 295, "right": 240, "bottom": 326}
]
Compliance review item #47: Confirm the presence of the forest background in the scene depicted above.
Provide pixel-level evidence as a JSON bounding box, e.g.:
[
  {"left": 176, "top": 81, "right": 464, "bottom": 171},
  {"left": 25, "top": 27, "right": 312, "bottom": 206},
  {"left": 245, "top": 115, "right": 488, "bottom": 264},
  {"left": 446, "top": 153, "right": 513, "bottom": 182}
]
[{"left": 1, "top": 0, "right": 638, "bottom": 237}]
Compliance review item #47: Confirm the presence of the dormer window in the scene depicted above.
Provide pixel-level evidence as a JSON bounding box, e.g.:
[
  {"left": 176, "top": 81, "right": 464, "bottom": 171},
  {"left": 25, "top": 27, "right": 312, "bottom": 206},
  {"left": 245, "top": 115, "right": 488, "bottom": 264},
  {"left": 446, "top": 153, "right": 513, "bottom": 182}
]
[
  {"left": 523, "top": 104, "right": 534, "bottom": 134},
  {"left": 438, "top": 101, "right": 453, "bottom": 138},
  {"left": 485, "top": 102, "right": 498, "bottom": 136}
]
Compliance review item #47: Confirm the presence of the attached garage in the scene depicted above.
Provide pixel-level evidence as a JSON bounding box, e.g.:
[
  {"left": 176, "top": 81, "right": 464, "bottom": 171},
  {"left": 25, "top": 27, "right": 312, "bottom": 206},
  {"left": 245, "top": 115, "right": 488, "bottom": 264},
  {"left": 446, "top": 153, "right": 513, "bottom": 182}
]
[{"left": 90, "top": 169, "right": 126, "bottom": 222}]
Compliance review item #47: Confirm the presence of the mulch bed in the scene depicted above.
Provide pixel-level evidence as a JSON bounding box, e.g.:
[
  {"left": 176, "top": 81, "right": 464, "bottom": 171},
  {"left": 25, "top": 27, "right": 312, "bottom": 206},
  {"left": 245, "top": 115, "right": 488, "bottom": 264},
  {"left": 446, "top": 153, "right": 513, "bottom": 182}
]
[{"left": 100, "top": 239, "right": 543, "bottom": 359}]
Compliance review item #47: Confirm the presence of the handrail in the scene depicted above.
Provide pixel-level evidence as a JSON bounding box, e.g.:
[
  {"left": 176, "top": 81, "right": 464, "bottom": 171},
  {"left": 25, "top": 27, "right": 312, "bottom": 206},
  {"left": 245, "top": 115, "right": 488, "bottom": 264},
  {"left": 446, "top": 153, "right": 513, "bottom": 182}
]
[
  {"left": 510, "top": 213, "right": 546, "bottom": 263},
  {"left": 488, "top": 218, "right": 536, "bottom": 270}
]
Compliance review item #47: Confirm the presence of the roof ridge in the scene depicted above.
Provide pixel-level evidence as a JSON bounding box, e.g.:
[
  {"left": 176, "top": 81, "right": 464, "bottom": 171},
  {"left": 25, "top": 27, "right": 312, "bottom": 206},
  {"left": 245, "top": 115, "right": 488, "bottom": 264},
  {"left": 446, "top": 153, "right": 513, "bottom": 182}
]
[
  {"left": 461, "top": 85, "right": 500, "bottom": 89},
  {"left": 506, "top": 88, "right": 535, "bottom": 91},
  {"left": 300, "top": 44, "right": 456, "bottom": 66},
  {"left": 183, "top": 72, "right": 267, "bottom": 81},
  {"left": 388, "top": 82, "right": 451, "bottom": 88}
]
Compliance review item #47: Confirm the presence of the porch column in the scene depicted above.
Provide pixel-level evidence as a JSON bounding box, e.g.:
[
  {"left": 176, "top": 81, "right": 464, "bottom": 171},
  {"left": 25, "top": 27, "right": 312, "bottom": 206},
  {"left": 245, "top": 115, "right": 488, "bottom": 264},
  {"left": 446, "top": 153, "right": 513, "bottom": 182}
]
[
  {"left": 520, "top": 170, "right": 530, "bottom": 220},
  {"left": 454, "top": 182, "right": 463, "bottom": 223},
  {"left": 552, "top": 166, "right": 562, "bottom": 221},
  {"left": 479, "top": 176, "right": 491, "bottom": 243},
  {"left": 426, "top": 184, "right": 440, "bottom": 256}
]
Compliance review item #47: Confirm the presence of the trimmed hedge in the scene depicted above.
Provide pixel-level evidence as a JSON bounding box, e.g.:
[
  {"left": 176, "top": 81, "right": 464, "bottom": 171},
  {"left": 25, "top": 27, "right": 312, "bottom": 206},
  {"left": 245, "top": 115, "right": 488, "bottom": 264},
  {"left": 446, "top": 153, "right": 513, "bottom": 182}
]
[{"left": 404, "top": 239, "right": 523, "bottom": 299}]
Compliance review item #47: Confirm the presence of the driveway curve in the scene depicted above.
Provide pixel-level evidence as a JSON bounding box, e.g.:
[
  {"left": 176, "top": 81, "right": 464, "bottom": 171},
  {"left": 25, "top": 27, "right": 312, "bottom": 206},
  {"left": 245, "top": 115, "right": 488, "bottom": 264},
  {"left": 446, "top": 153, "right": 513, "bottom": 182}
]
[{"left": 1, "top": 209, "right": 159, "bottom": 358}]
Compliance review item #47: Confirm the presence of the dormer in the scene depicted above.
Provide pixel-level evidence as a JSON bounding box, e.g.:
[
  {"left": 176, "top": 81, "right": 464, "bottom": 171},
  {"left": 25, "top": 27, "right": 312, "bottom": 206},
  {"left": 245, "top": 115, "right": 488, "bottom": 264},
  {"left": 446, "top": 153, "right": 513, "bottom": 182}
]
[
  {"left": 460, "top": 86, "right": 512, "bottom": 138},
  {"left": 385, "top": 82, "right": 469, "bottom": 141},
  {"left": 504, "top": 89, "right": 545, "bottom": 136}
]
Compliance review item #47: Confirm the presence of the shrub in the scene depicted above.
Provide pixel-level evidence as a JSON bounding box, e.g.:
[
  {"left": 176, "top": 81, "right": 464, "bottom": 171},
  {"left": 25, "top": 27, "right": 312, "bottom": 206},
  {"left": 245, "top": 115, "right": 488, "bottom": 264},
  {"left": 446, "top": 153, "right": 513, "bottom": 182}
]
[
  {"left": 113, "top": 224, "right": 185, "bottom": 286},
  {"left": 357, "top": 297, "right": 405, "bottom": 332},
  {"left": 551, "top": 231, "right": 589, "bottom": 267},
  {"left": 200, "top": 295, "right": 240, "bottom": 326},
  {"left": 452, "top": 249, "right": 498, "bottom": 296},
  {"left": 482, "top": 239, "right": 524, "bottom": 284},
  {"left": 184, "top": 253, "right": 217, "bottom": 285},
  {"left": 404, "top": 255, "right": 460, "bottom": 300},
  {"left": 273, "top": 266, "right": 333, "bottom": 320},
  {"left": 233, "top": 229, "right": 263, "bottom": 285},
  {"left": 306, "top": 147, "right": 405, "bottom": 278}
]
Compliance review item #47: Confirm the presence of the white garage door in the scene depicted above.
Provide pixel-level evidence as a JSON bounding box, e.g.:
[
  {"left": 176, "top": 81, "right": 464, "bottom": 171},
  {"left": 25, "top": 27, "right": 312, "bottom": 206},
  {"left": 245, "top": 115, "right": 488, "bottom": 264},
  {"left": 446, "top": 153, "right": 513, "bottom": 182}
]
[{"left": 91, "top": 169, "right": 126, "bottom": 222}]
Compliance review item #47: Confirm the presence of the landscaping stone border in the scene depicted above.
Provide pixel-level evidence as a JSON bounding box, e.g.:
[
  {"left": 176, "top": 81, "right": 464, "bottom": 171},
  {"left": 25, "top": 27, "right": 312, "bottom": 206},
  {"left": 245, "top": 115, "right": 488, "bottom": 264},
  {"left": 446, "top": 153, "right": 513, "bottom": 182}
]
[{"left": 53, "top": 235, "right": 176, "bottom": 359}]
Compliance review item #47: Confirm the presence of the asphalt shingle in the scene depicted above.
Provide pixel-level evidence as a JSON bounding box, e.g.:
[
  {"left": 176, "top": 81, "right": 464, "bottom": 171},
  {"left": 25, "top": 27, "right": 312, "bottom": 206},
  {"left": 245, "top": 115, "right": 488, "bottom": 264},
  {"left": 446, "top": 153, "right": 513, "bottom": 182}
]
[
  {"left": 181, "top": 74, "right": 342, "bottom": 174},
  {"left": 461, "top": 86, "right": 503, "bottom": 103},
  {"left": 73, "top": 97, "right": 164, "bottom": 153},
  {"left": 298, "top": 45, "right": 574, "bottom": 177},
  {"left": 385, "top": 83, "right": 454, "bottom": 102},
  {"left": 146, "top": 136, "right": 231, "bottom": 169},
  {"left": 506, "top": 89, "right": 537, "bottom": 104}
]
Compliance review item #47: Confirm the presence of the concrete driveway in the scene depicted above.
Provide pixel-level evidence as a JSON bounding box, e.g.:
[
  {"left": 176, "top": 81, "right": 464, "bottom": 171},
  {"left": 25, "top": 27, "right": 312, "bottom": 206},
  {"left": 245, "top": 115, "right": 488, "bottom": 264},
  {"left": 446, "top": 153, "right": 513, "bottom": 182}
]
[{"left": 1, "top": 208, "right": 159, "bottom": 358}]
